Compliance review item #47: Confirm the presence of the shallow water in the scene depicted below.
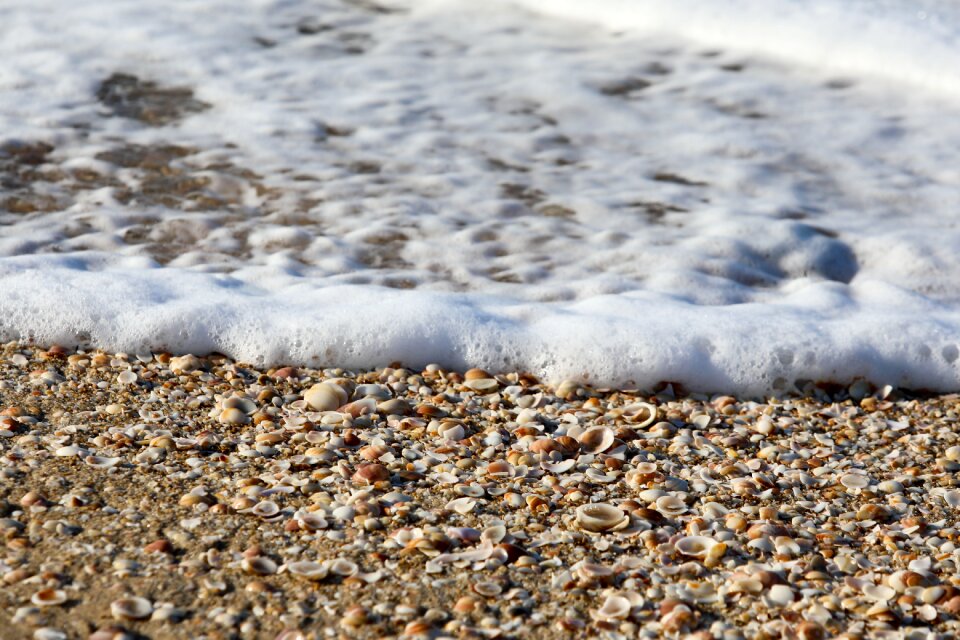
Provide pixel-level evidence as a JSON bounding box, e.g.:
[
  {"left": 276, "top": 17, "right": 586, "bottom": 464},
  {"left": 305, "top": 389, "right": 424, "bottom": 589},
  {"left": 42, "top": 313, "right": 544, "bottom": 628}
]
[{"left": 2, "top": 0, "right": 960, "bottom": 394}]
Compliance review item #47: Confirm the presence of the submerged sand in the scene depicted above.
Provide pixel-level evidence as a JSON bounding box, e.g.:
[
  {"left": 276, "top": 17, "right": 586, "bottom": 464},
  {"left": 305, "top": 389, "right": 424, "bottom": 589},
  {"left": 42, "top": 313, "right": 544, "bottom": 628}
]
[{"left": 0, "top": 342, "right": 958, "bottom": 640}]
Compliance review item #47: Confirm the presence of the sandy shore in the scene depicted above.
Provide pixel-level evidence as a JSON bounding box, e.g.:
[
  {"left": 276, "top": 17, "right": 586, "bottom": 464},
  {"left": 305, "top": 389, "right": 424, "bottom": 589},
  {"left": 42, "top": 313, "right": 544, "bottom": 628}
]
[{"left": 0, "top": 342, "right": 958, "bottom": 640}]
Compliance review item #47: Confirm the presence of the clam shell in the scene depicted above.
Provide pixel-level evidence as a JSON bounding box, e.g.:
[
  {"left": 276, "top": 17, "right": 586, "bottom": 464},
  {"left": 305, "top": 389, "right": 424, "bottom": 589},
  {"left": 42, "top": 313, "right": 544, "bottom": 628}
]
[
  {"left": 31, "top": 589, "right": 67, "bottom": 607},
  {"left": 655, "top": 495, "right": 688, "bottom": 516},
  {"left": 296, "top": 511, "right": 328, "bottom": 531},
  {"left": 243, "top": 556, "right": 278, "bottom": 575},
  {"left": 251, "top": 500, "right": 280, "bottom": 518},
  {"left": 117, "top": 370, "right": 137, "bottom": 385},
  {"left": 110, "top": 596, "right": 153, "bottom": 620},
  {"left": 863, "top": 584, "right": 896, "bottom": 602},
  {"left": 674, "top": 535, "right": 719, "bottom": 558},
  {"left": 304, "top": 382, "right": 348, "bottom": 411},
  {"left": 329, "top": 558, "right": 358, "bottom": 576},
  {"left": 84, "top": 455, "right": 121, "bottom": 469},
  {"left": 286, "top": 560, "right": 328, "bottom": 581},
  {"left": 593, "top": 594, "right": 631, "bottom": 621},
  {"left": 622, "top": 402, "right": 657, "bottom": 427},
  {"left": 473, "top": 581, "right": 503, "bottom": 597},
  {"left": 575, "top": 503, "right": 629, "bottom": 533},
  {"left": 446, "top": 497, "right": 477, "bottom": 515},
  {"left": 839, "top": 473, "right": 870, "bottom": 489},
  {"left": 576, "top": 426, "right": 615, "bottom": 455},
  {"left": 223, "top": 396, "right": 257, "bottom": 414}
]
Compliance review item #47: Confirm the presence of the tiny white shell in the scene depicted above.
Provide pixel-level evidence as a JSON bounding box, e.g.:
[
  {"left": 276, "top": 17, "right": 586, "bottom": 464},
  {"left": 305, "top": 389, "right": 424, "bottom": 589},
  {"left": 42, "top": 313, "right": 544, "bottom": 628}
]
[
  {"left": 31, "top": 589, "right": 67, "bottom": 607},
  {"left": 110, "top": 596, "right": 153, "bottom": 620},
  {"left": 575, "top": 503, "right": 629, "bottom": 533},
  {"left": 593, "top": 594, "right": 631, "bottom": 621},
  {"left": 286, "top": 560, "right": 328, "bottom": 581}
]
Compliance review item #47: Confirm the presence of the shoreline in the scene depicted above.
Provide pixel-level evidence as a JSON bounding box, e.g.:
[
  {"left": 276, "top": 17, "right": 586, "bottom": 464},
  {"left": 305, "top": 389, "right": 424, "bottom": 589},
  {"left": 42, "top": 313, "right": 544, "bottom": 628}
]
[{"left": 1, "top": 342, "right": 959, "bottom": 639}]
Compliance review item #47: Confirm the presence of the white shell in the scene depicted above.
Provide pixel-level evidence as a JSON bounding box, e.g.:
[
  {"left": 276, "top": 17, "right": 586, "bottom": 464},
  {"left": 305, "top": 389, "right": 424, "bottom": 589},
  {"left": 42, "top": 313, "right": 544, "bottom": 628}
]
[
  {"left": 863, "top": 584, "right": 896, "bottom": 602},
  {"left": 674, "top": 535, "right": 719, "bottom": 558},
  {"left": 944, "top": 490, "right": 960, "bottom": 508},
  {"left": 593, "top": 594, "right": 631, "bottom": 621},
  {"left": 117, "top": 370, "right": 137, "bottom": 385},
  {"left": 575, "top": 503, "right": 629, "bottom": 533},
  {"left": 84, "top": 455, "right": 121, "bottom": 468},
  {"left": 251, "top": 500, "right": 280, "bottom": 518},
  {"left": 31, "top": 589, "right": 67, "bottom": 607},
  {"left": 541, "top": 459, "right": 576, "bottom": 474},
  {"left": 296, "top": 512, "right": 328, "bottom": 531},
  {"left": 766, "top": 584, "right": 795, "bottom": 607},
  {"left": 839, "top": 473, "right": 870, "bottom": 489},
  {"left": 446, "top": 497, "right": 477, "bottom": 515},
  {"left": 655, "top": 495, "right": 688, "bottom": 516},
  {"left": 110, "top": 596, "right": 153, "bottom": 620},
  {"left": 329, "top": 558, "right": 358, "bottom": 576},
  {"left": 286, "top": 560, "right": 329, "bottom": 581},
  {"left": 223, "top": 396, "right": 257, "bottom": 414},
  {"left": 304, "top": 383, "right": 348, "bottom": 411},
  {"left": 622, "top": 402, "right": 657, "bottom": 427}
]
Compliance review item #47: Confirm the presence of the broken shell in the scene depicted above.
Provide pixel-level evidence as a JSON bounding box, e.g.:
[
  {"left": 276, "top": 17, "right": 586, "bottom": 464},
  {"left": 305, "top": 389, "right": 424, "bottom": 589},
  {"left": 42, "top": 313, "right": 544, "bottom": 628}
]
[
  {"left": 766, "top": 584, "right": 795, "bottom": 607},
  {"left": 31, "top": 589, "right": 67, "bottom": 607},
  {"left": 863, "top": 584, "right": 896, "bottom": 602},
  {"left": 674, "top": 535, "right": 720, "bottom": 559},
  {"left": 593, "top": 594, "right": 631, "bottom": 621},
  {"left": 446, "top": 497, "right": 477, "bottom": 515},
  {"left": 575, "top": 503, "right": 629, "bottom": 533},
  {"left": 110, "top": 597, "right": 153, "bottom": 620},
  {"left": 304, "top": 383, "right": 348, "bottom": 411},
  {"left": 623, "top": 402, "right": 657, "bottom": 427},
  {"left": 286, "top": 561, "right": 329, "bottom": 581}
]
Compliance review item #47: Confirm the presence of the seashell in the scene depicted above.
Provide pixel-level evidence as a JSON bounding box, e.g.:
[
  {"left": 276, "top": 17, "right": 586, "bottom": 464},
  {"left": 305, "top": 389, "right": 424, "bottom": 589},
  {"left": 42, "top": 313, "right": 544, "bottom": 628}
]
[
  {"left": 622, "top": 402, "right": 657, "bottom": 427},
  {"left": 593, "top": 594, "right": 631, "bottom": 621},
  {"left": 541, "top": 459, "right": 576, "bottom": 474},
  {"left": 286, "top": 560, "right": 328, "bottom": 581},
  {"left": 31, "top": 589, "right": 67, "bottom": 607},
  {"left": 481, "top": 524, "right": 507, "bottom": 543},
  {"left": 441, "top": 423, "right": 466, "bottom": 441},
  {"left": 55, "top": 445, "right": 84, "bottom": 457},
  {"left": 944, "top": 490, "right": 960, "bottom": 508},
  {"left": 219, "top": 407, "right": 250, "bottom": 425},
  {"left": 250, "top": 500, "right": 280, "bottom": 518},
  {"left": 877, "top": 480, "right": 904, "bottom": 494},
  {"left": 33, "top": 629, "right": 67, "bottom": 640},
  {"left": 360, "top": 444, "right": 390, "bottom": 461},
  {"left": 862, "top": 584, "right": 896, "bottom": 602},
  {"left": 839, "top": 473, "right": 870, "bottom": 490},
  {"left": 352, "top": 463, "right": 390, "bottom": 485},
  {"left": 447, "top": 527, "right": 481, "bottom": 543},
  {"left": 296, "top": 511, "right": 328, "bottom": 531},
  {"left": 766, "top": 584, "right": 795, "bottom": 607},
  {"left": 655, "top": 495, "right": 688, "bottom": 517},
  {"left": 485, "top": 460, "right": 516, "bottom": 477},
  {"left": 446, "top": 497, "right": 477, "bottom": 515},
  {"left": 473, "top": 581, "right": 503, "bottom": 597},
  {"left": 576, "top": 426, "right": 615, "bottom": 455},
  {"left": 304, "top": 383, "right": 348, "bottom": 411},
  {"left": 117, "top": 370, "right": 137, "bottom": 385},
  {"left": 243, "top": 556, "right": 278, "bottom": 575},
  {"left": 340, "top": 397, "right": 377, "bottom": 418},
  {"left": 465, "top": 377, "right": 499, "bottom": 392},
  {"left": 223, "top": 396, "right": 257, "bottom": 414},
  {"left": 575, "top": 503, "right": 629, "bottom": 533},
  {"left": 169, "top": 354, "right": 201, "bottom": 374},
  {"left": 110, "top": 596, "right": 153, "bottom": 620},
  {"left": 674, "top": 536, "right": 720, "bottom": 558},
  {"left": 84, "top": 455, "right": 121, "bottom": 469},
  {"left": 329, "top": 558, "right": 358, "bottom": 576}
]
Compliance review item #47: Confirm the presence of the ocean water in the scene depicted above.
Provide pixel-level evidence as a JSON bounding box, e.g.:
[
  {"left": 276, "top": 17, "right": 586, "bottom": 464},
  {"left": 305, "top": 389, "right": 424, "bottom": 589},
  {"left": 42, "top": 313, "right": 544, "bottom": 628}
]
[{"left": 1, "top": 0, "right": 960, "bottom": 394}]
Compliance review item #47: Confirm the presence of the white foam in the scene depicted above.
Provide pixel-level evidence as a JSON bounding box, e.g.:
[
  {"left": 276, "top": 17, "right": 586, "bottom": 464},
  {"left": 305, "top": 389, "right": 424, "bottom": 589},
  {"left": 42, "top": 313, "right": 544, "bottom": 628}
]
[
  {"left": 509, "top": 0, "right": 960, "bottom": 98},
  {"left": 2, "top": 0, "right": 960, "bottom": 394}
]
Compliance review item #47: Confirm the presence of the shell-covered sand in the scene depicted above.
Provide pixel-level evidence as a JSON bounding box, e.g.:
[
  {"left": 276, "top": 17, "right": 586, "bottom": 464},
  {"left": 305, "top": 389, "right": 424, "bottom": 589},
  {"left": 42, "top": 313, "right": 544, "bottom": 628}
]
[{"left": 1, "top": 342, "right": 959, "bottom": 639}]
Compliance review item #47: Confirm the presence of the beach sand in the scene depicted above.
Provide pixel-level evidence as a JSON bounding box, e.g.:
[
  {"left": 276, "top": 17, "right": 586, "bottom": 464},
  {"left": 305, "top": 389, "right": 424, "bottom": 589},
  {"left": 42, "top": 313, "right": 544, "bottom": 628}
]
[{"left": 1, "top": 342, "right": 958, "bottom": 640}]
